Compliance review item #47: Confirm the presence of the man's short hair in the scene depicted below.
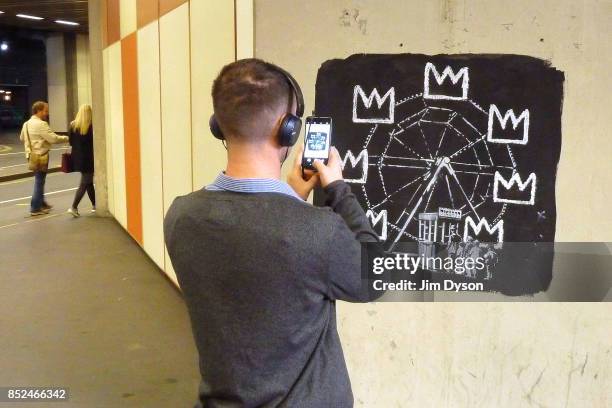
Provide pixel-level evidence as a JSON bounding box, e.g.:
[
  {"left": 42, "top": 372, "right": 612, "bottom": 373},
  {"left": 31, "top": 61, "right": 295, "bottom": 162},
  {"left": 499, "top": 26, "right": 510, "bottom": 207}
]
[
  {"left": 212, "top": 59, "right": 291, "bottom": 142},
  {"left": 32, "top": 101, "right": 48, "bottom": 115}
]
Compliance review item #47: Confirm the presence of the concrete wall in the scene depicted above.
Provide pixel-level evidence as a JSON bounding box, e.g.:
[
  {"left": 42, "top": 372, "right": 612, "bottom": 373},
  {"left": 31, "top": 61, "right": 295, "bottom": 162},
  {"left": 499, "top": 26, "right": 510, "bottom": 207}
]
[
  {"left": 45, "top": 33, "right": 91, "bottom": 132},
  {"left": 255, "top": 0, "right": 611, "bottom": 406},
  {"left": 97, "top": 0, "right": 253, "bottom": 284},
  {"left": 45, "top": 34, "right": 69, "bottom": 132}
]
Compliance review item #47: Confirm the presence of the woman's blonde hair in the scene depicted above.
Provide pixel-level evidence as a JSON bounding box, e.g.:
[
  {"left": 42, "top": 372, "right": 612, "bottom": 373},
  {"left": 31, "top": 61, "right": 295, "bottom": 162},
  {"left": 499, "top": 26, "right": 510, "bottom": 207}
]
[{"left": 71, "top": 104, "right": 92, "bottom": 135}]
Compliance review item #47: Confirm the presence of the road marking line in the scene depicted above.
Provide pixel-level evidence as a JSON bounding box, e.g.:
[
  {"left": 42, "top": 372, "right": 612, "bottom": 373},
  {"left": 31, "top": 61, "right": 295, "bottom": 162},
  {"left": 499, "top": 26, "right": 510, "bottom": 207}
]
[
  {"left": 0, "top": 163, "right": 28, "bottom": 170},
  {"left": 0, "top": 205, "right": 93, "bottom": 229},
  {"left": 24, "top": 213, "right": 63, "bottom": 223},
  {"left": 0, "top": 172, "right": 65, "bottom": 185},
  {"left": 0, "top": 146, "right": 69, "bottom": 157},
  {"left": 0, "top": 187, "right": 77, "bottom": 205}
]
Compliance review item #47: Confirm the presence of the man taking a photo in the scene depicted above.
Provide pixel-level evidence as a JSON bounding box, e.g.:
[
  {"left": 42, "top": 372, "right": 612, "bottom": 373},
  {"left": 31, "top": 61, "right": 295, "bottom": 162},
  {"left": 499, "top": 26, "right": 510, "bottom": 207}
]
[{"left": 164, "top": 58, "right": 378, "bottom": 407}]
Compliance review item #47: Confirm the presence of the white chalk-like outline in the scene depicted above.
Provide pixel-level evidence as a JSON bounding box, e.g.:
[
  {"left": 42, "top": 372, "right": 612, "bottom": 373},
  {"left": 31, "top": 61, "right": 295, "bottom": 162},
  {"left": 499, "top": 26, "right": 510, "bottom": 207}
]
[
  {"left": 352, "top": 85, "right": 395, "bottom": 124},
  {"left": 493, "top": 171, "right": 536, "bottom": 205},
  {"left": 486, "top": 105, "right": 530, "bottom": 145},
  {"left": 342, "top": 149, "right": 369, "bottom": 184},
  {"left": 366, "top": 209, "right": 388, "bottom": 240},
  {"left": 463, "top": 216, "right": 504, "bottom": 243},
  {"left": 423, "top": 62, "right": 469, "bottom": 101}
]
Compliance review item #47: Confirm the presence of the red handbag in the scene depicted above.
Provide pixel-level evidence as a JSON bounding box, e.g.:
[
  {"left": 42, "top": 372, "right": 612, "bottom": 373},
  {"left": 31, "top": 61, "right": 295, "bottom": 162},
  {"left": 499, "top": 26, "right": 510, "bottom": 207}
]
[{"left": 61, "top": 151, "right": 74, "bottom": 173}]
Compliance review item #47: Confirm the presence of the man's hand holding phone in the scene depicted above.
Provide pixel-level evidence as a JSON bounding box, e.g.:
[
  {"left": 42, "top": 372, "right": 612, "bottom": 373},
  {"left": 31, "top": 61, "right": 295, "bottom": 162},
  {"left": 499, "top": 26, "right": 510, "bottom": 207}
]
[
  {"left": 288, "top": 144, "right": 319, "bottom": 200},
  {"left": 313, "top": 147, "right": 343, "bottom": 188},
  {"left": 288, "top": 145, "right": 344, "bottom": 200}
]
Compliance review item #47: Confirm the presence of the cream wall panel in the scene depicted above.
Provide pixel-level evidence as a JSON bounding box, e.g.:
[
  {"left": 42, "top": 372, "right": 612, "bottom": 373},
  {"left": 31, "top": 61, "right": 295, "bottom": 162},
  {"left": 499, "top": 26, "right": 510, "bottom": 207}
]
[
  {"left": 119, "top": 0, "right": 137, "bottom": 39},
  {"left": 236, "top": 0, "right": 254, "bottom": 59},
  {"left": 137, "top": 22, "right": 165, "bottom": 269},
  {"left": 102, "top": 48, "right": 115, "bottom": 215},
  {"left": 106, "top": 42, "right": 127, "bottom": 227},
  {"left": 255, "top": 0, "right": 611, "bottom": 405},
  {"left": 160, "top": 3, "right": 192, "bottom": 281},
  {"left": 190, "top": 0, "right": 235, "bottom": 189}
]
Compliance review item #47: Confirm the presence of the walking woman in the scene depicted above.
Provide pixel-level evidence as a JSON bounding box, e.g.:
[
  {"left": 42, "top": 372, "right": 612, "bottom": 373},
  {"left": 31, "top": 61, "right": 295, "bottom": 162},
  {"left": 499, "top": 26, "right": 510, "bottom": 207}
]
[{"left": 67, "top": 104, "right": 95, "bottom": 217}]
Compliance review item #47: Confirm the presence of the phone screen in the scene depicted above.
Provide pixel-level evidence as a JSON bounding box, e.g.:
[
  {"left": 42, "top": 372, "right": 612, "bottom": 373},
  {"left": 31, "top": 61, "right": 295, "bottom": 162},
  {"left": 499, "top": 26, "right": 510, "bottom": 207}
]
[{"left": 302, "top": 117, "right": 332, "bottom": 170}]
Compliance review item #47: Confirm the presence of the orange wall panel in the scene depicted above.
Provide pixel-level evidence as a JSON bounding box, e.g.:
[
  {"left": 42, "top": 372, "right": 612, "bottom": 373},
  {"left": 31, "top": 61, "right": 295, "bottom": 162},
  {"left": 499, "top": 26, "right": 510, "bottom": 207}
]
[
  {"left": 137, "top": 0, "right": 159, "bottom": 29},
  {"left": 107, "top": 0, "right": 121, "bottom": 45},
  {"left": 121, "top": 33, "right": 143, "bottom": 245}
]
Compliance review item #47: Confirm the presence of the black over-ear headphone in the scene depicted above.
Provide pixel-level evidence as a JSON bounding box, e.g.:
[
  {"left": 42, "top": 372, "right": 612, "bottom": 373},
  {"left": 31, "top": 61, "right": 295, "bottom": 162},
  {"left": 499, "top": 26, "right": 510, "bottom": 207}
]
[{"left": 209, "top": 64, "right": 305, "bottom": 147}]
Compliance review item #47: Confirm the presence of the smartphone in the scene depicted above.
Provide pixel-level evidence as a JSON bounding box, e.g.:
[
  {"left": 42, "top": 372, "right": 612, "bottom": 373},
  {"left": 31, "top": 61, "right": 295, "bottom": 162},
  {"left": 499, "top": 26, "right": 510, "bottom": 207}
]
[{"left": 302, "top": 116, "right": 332, "bottom": 171}]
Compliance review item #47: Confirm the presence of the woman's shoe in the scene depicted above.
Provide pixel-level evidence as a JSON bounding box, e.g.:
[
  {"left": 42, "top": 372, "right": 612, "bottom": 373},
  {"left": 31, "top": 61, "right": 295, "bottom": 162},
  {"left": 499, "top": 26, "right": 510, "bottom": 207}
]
[{"left": 67, "top": 207, "right": 80, "bottom": 218}]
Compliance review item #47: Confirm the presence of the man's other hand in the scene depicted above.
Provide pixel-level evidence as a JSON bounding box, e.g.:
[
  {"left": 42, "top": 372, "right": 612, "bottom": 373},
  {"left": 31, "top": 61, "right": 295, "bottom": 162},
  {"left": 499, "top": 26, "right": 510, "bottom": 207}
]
[
  {"left": 313, "top": 147, "right": 343, "bottom": 188},
  {"left": 287, "top": 144, "right": 319, "bottom": 200}
]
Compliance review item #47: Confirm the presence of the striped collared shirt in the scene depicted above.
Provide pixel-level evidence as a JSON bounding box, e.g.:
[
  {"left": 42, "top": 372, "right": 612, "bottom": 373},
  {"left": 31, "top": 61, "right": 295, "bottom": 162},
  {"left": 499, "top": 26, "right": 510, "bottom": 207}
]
[{"left": 206, "top": 172, "right": 302, "bottom": 200}]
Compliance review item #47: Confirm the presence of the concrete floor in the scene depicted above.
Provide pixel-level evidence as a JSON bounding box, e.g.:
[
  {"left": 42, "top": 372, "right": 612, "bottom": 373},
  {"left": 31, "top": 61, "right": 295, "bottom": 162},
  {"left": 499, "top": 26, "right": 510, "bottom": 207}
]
[{"left": 0, "top": 174, "right": 201, "bottom": 407}]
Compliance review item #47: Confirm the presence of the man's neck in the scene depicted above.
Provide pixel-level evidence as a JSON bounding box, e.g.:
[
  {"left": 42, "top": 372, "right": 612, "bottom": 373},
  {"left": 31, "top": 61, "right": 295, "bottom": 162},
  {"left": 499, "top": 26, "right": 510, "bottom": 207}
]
[{"left": 225, "top": 143, "right": 282, "bottom": 180}]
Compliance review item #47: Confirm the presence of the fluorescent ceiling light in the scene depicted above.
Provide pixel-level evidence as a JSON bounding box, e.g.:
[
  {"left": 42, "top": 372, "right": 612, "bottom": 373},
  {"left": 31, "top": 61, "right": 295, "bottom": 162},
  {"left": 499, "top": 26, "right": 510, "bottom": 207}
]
[
  {"left": 16, "top": 14, "right": 43, "bottom": 20},
  {"left": 55, "top": 20, "right": 79, "bottom": 26}
]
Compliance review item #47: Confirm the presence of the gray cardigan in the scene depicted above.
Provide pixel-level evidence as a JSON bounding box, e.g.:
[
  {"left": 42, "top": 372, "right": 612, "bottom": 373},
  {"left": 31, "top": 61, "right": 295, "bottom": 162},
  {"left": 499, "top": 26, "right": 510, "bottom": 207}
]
[{"left": 164, "top": 180, "right": 378, "bottom": 407}]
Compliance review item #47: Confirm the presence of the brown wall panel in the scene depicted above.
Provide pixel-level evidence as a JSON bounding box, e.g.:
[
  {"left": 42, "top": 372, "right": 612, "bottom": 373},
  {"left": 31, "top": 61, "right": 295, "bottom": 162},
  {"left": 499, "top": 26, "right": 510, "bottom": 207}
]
[
  {"left": 100, "top": 0, "right": 108, "bottom": 48},
  {"left": 159, "top": 0, "right": 188, "bottom": 18},
  {"left": 106, "top": 0, "right": 121, "bottom": 45},
  {"left": 137, "top": 0, "right": 159, "bottom": 29}
]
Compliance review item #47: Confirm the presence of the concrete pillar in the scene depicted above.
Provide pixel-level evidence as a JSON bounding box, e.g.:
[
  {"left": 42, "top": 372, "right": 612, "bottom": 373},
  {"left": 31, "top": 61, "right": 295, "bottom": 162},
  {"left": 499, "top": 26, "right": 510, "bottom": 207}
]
[
  {"left": 45, "top": 34, "right": 69, "bottom": 132},
  {"left": 64, "top": 33, "right": 77, "bottom": 121},
  {"left": 76, "top": 34, "right": 92, "bottom": 107},
  {"left": 89, "top": 0, "right": 109, "bottom": 215}
]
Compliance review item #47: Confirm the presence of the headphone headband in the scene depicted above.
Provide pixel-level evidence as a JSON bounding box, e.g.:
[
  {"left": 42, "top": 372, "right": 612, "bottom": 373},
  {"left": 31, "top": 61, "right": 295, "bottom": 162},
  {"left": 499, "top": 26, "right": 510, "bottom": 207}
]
[{"left": 270, "top": 64, "right": 304, "bottom": 118}]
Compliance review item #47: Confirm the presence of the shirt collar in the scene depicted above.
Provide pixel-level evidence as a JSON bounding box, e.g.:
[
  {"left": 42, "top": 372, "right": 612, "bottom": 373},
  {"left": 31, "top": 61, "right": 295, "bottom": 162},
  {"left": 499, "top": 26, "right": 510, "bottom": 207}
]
[{"left": 206, "top": 172, "right": 302, "bottom": 200}]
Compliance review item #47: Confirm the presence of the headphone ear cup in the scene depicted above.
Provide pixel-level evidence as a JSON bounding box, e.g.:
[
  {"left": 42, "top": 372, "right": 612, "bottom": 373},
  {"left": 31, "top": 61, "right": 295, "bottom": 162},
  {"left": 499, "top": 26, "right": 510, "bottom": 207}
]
[
  {"left": 279, "top": 114, "right": 302, "bottom": 147},
  {"left": 209, "top": 114, "right": 225, "bottom": 140}
]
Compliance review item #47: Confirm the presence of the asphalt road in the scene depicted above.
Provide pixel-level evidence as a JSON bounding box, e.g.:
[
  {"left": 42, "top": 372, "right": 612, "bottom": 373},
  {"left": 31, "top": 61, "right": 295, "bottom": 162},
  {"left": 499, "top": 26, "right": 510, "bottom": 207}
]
[{"left": 0, "top": 171, "right": 94, "bottom": 228}]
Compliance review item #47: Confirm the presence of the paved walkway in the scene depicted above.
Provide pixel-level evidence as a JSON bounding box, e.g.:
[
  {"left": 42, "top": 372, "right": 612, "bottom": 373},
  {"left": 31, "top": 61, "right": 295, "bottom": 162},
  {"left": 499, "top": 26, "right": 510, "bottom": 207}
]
[{"left": 0, "top": 173, "right": 201, "bottom": 407}]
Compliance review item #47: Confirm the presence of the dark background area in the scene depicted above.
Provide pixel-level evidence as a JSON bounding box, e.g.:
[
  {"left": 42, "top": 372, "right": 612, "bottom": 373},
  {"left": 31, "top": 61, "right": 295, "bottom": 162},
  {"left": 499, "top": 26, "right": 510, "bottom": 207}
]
[{"left": 0, "top": 27, "right": 48, "bottom": 130}]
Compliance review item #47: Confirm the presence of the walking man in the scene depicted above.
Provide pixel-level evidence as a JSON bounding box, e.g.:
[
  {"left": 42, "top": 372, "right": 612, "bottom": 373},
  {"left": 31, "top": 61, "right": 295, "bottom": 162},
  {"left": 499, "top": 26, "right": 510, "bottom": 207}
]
[{"left": 19, "top": 101, "right": 69, "bottom": 216}]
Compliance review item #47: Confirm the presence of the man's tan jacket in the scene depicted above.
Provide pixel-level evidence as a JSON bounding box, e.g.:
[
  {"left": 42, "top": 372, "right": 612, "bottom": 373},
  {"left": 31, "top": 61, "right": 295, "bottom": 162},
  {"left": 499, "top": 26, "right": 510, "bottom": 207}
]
[{"left": 19, "top": 115, "right": 68, "bottom": 157}]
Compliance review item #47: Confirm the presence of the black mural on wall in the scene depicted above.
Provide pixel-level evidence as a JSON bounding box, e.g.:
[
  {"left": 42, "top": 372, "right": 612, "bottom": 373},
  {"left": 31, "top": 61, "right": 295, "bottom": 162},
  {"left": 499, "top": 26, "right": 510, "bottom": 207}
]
[{"left": 314, "top": 53, "right": 564, "bottom": 295}]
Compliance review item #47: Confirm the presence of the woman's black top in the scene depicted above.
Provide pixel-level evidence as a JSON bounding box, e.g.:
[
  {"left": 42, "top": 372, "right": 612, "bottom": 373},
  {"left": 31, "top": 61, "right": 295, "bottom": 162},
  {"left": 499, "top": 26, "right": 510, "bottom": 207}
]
[{"left": 68, "top": 125, "right": 94, "bottom": 173}]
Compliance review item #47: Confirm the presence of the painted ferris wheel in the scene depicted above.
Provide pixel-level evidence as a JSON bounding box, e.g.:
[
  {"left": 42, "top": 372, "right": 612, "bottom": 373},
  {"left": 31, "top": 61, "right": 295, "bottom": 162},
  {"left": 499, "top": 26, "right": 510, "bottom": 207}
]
[{"left": 343, "top": 62, "right": 537, "bottom": 252}]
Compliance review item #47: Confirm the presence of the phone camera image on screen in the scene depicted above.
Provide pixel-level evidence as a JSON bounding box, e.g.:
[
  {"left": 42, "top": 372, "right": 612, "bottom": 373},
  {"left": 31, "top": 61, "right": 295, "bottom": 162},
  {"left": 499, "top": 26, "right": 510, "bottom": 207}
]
[
  {"left": 306, "top": 131, "right": 328, "bottom": 154},
  {"left": 302, "top": 117, "right": 332, "bottom": 170}
]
